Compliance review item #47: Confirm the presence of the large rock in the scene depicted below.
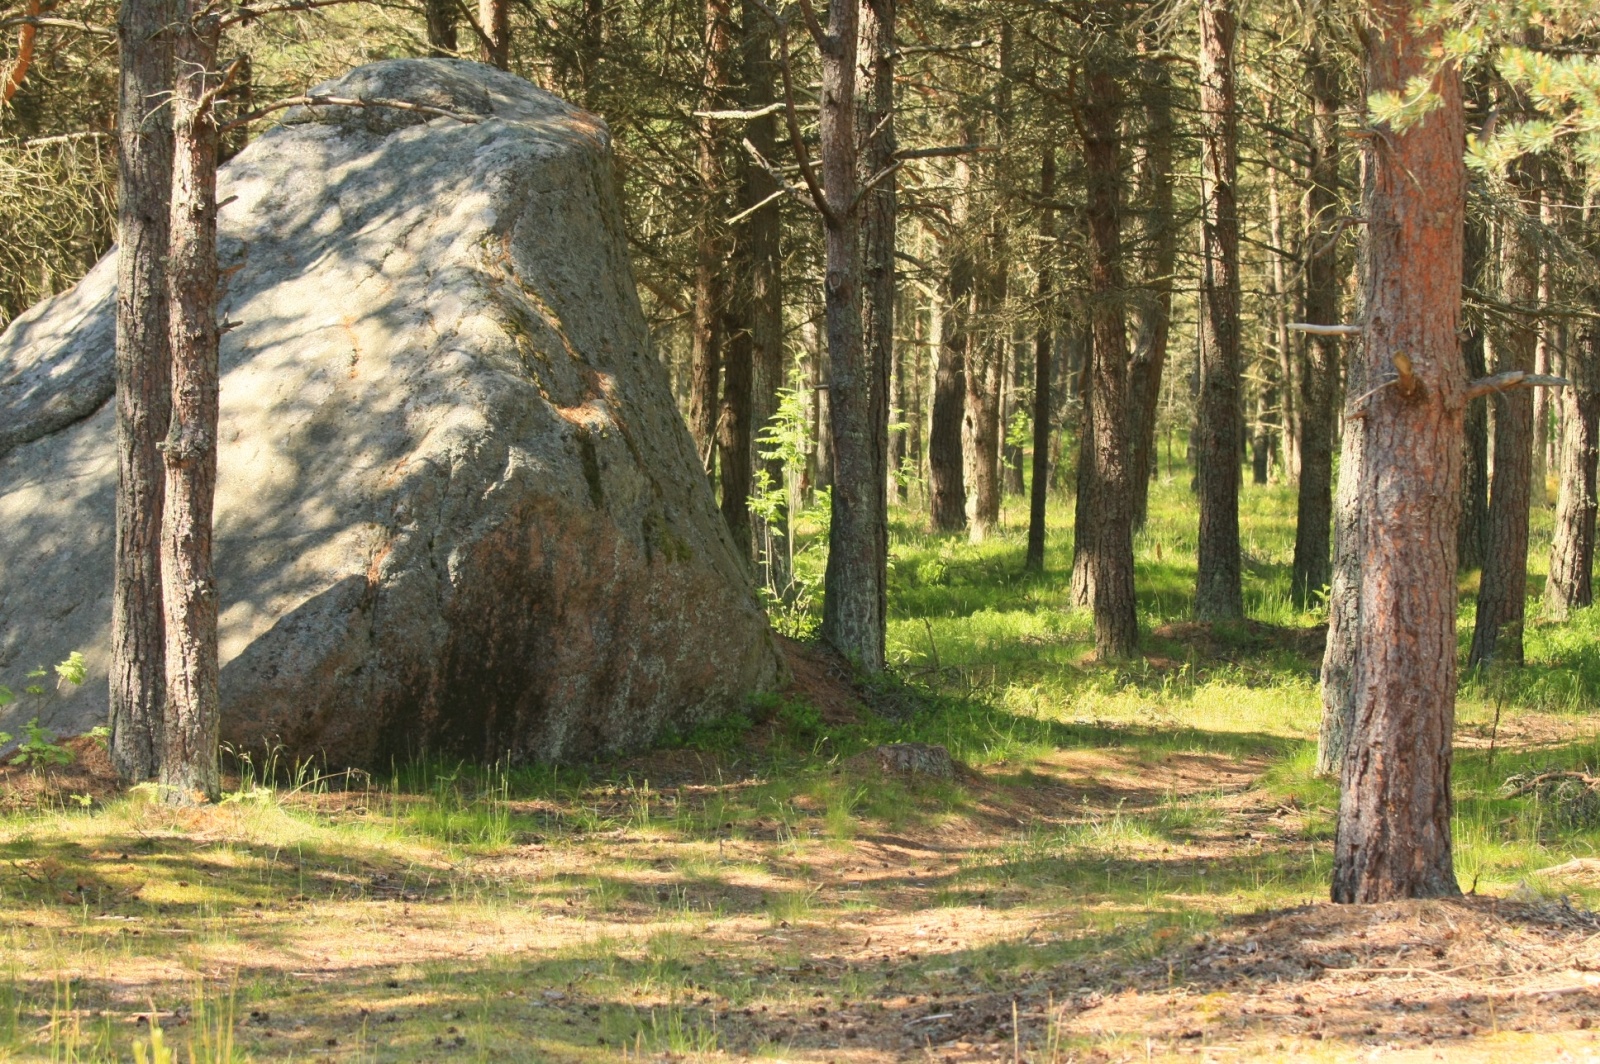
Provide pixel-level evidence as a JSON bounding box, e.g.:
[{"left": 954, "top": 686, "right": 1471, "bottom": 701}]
[{"left": 0, "top": 59, "right": 782, "bottom": 767}]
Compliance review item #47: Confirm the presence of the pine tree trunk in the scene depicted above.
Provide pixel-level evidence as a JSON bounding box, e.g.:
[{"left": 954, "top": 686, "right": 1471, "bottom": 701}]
[
  {"left": 813, "top": 0, "right": 885, "bottom": 671},
  {"left": 929, "top": 208, "right": 969, "bottom": 533},
  {"left": 1469, "top": 178, "right": 1539, "bottom": 669},
  {"left": 1291, "top": 41, "right": 1340, "bottom": 608},
  {"left": 691, "top": 0, "right": 733, "bottom": 478},
  {"left": 1070, "top": 368, "right": 1095, "bottom": 608},
  {"left": 1080, "top": 62, "right": 1137, "bottom": 658},
  {"left": 1546, "top": 314, "right": 1599, "bottom": 619},
  {"left": 111, "top": 0, "right": 174, "bottom": 783},
  {"left": 1026, "top": 145, "right": 1056, "bottom": 573},
  {"left": 1533, "top": 187, "right": 1556, "bottom": 506},
  {"left": 1194, "top": 0, "right": 1244, "bottom": 621},
  {"left": 1459, "top": 210, "right": 1491, "bottom": 570},
  {"left": 425, "top": 0, "right": 457, "bottom": 55},
  {"left": 734, "top": 0, "right": 784, "bottom": 586},
  {"left": 962, "top": 283, "right": 1002, "bottom": 541},
  {"left": 855, "top": 0, "right": 894, "bottom": 620},
  {"left": 1330, "top": 2, "right": 1464, "bottom": 902},
  {"left": 160, "top": 0, "right": 223, "bottom": 803},
  {"left": 1128, "top": 30, "right": 1176, "bottom": 532},
  {"left": 718, "top": 320, "right": 753, "bottom": 561},
  {"left": 1251, "top": 382, "right": 1271, "bottom": 485},
  {"left": 479, "top": 0, "right": 509, "bottom": 69},
  {"left": 1267, "top": 162, "right": 1299, "bottom": 480},
  {"left": 888, "top": 301, "right": 906, "bottom": 503}
]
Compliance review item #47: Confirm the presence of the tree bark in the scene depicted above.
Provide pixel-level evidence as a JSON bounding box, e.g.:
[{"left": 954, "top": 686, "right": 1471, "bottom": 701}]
[
  {"left": 1546, "top": 312, "right": 1599, "bottom": 619},
  {"left": 1267, "top": 156, "right": 1299, "bottom": 480},
  {"left": 160, "top": 0, "right": 223, "bottom": 803},
  {"left": 1026, "top": 145, "right": 1056, "bottom": 573},
  {"left": 962, "top": 248, "right": 1002, "bottom": 541},
  {"left": 1330, "top": 3, "right": 1464, "bottom": 902},
  {"left": 425, "top": 0, "right": 457, "bottom": 56},
  {"left": 1469, "top": 171, "right": 1539, "bottom": 669},
  {"left": 1194, "top": 0, "right": 1244, "bottom": 621},
  {"left": 740, "top": 0, "right": 787, "bottom": 592},
  {"left": 1459, "top": 208, "right": 1491, "bottom": 570},
  {"left": 1291, "top": 39, "right": 1341, "bottom": 608},
  {"left": 811, "top": 0, "right": 885, "bottom": 671},
  {"left": 479, "top": 0, "right": 509, "bottom": 69},
  {"left": 857, "top": 0, "right": 896, "bottom": 528},
  {"left": 718, "top": 310, "right": 753, "bottom": 561},
  {"left": 1079, "top": 61, "right": 1137, "bottom": 658},
  {"left": 691, "top": 0, "right": 733, "bottom": 479},
  {"left": 929, "top": 173, "right": 970, "bottom": 534},
  {"left": 1533, "top": 186, "right": 1556, "bottom": 505},
  {"left": 111, "top": 0, "right": 174, "bottom": 783},
  {"left": 1128, "top": 27, "right": 1177, "bottom": 532}
]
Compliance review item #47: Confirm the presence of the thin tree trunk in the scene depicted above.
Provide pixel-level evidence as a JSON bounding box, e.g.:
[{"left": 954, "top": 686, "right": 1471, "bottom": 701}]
[
  {"left": 1330, "top": 2, "right": 1464, "bottom": 902},
  {"left": 1004, "top": 330, "right": 1025, "bottom": 497},
  {"left": 1194, "top": 0, "right": 1244, "bottom": 621},
  {"left": 1533, "top": 187, "right": 1555, "bottom": 505},
  {"left": 1080, "top": 61, "right": 1137, "bottom": 658},
  {"left": 855, "top": 0, "right": 894, "bottom": 628},
  {"left": 718, "top": 318, "right": 753, "bottom": 560},
  {"left": 1070, "top": 355, "right": 1095, "bottom": 608},
  {"left": 1459, "top": 208, "right": 1491, "bottom": 569},
  {"left": 160, "top": 0, "right": 223, "bottom": 803},
  {"left": 110, "top": 0, "right": 174, "bottom": 783},
  {"left": 963, "top": 257, "right": 1002, "bottom": 541},
  {"left": 1291, "top": 39, "right": 1341, "bottom": 607},
  {"left": 1026, "top": 145, "right": 1056, "bottom": 573},
  {"left": 1251, "top": 380, "right": 1271, "bottom": 485},
  {"left": 811, "top": 0, "right": 884, "bottom": 671},
  {"left": 1267, "top": 156, "right": 1299, "bottom": 480},
  {"left": 737, "top": 0, "right": 784, "bottom": 587},
  {"left": 1546, "top": 310, "right": 1599, "bottom": 619},
  {"left": 425, "top": 0, "right": 457, "bottom": 55},
  {"left": 1128, "top": 27, "right": 1177, "bottom": 532},
  {"left": 929, "top": 195, "right": 970, "bottom": 533},
  {"left": 690, "top": 0, "right": 732, "bottom": 478},
  {"left": 888, "top": 296, "right": 906, "bottom": 503},
  {"left": 1469, "top": 173, "right": 1539, "bottom": 668},
  {"left": 479, "top": 0, "right": 509, "bottom": 69}
]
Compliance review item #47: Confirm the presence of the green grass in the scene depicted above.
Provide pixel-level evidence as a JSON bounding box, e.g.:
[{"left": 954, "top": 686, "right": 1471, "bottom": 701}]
[{"left": 2, "top": 468, "right": 1598, "bottom": 1060}]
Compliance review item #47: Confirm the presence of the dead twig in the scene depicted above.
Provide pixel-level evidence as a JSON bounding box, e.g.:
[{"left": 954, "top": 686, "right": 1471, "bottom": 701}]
[
  {"left": 1465, "top": 370, "right": 1570, "bottom": 401},
  {"left": 219, "top": 93, "right": 483, "bottom": 132}
]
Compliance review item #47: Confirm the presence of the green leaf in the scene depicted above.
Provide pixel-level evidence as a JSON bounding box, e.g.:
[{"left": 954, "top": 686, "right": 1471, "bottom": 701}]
[{"left": 55, "top": 652, "right": 87, "bottom": 687}]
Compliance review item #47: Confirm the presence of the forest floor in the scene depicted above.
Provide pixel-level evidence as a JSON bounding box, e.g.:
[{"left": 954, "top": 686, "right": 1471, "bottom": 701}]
[{"left": 6, "top": 481, "right": 1600, "bottom": 1063}]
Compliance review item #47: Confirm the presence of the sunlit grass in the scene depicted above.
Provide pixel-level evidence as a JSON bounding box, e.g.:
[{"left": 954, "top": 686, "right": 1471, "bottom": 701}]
[{"left": 4, "top": 464, "right": 1600, "bottom": 1060}]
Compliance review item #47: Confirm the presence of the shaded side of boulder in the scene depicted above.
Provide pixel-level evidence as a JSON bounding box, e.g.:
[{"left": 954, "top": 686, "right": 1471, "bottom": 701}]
[{"left": 0, "top": 58, "right": 782, "bottom": 767}]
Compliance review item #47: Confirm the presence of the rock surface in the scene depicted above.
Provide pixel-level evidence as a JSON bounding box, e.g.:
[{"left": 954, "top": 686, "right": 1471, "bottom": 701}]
[{"left": 0, "top": 59, "right": 782, "bottom": 767}]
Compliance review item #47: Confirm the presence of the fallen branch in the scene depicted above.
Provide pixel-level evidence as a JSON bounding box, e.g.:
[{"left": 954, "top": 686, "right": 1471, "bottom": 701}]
[
  {"left": 219, "top": 93, "right": 483, "bottom": 132},
  {"left": 1505, "top": 770, "right": 1600, "bottom": 798},
  {"left": 1466, "top": 370, "right": 1570, "bottom": 401}
]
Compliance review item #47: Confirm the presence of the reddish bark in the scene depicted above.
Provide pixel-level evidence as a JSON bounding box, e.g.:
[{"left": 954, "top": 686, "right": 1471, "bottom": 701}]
[{"left": 1330, "top": 4, "right": 1465, "bottom": 902}]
